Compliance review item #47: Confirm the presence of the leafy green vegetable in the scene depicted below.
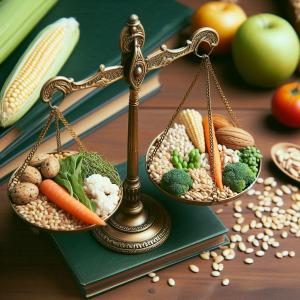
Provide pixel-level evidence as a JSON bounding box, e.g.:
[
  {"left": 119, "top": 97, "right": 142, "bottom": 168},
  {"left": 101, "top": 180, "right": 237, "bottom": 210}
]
[
  {"left": 80, "top": 151, "right": 122, "bottom": 186},
  {"left": 54, "top": 153, "right": 96, "bottom": 212}
]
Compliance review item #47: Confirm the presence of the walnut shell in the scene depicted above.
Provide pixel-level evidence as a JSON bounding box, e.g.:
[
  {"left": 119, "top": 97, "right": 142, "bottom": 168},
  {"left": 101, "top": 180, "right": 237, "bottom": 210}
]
[
  {"left": 40, "top": 157, "right": 60, "bottom": 178},
  {"left": 20, "top": 166, "right": 42, "bottom": 185},
  {"left": 30, "top": 153, "right": 50, "bottom": 167},
  {"left": 216, "top": 126, "right": 255, "bottom": 150},
  {"left": 10, "top": 182, "right": 39, "bottom": 204},
  {"left": 213, "top": 114, "right": 234, "bottom": 130}
]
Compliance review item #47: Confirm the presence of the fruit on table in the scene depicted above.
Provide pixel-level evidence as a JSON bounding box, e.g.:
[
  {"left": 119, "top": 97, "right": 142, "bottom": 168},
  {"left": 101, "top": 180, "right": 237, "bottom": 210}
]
[
  {"left": 216, "top": 126, "right": 255, "bottom": 150},
  {"left": 191, "top": 1, "right": 246, "bottom": 54},
  {"left": 239, "top": 146, "right": 262, "bottom": 175},
  {"left": 272, "top": 82, "right": 300, "bottom": 128},
  {"left": 222, "top": 162, "right": 256, "bottom": 193},
  {"left": 233, "top": 13, "right": 300, "bottom": 88},
  {"left": 0, "top": 0, "right": 57, "bottom": 64},
  {"left": 161, "top": 169, "right": 193, "bottom": 196},
  {"left": 0, "top": 17, "right": 80, "bottom": 127}
]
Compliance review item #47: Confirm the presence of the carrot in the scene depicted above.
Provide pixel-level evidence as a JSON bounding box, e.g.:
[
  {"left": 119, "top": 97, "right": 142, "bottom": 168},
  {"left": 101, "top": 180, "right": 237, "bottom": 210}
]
[
  {"left": 39, "top": 179, "right": 106, "bottom": 226},
  {"left": 202, "top": 116, "right": 223, "bottom": 190}
]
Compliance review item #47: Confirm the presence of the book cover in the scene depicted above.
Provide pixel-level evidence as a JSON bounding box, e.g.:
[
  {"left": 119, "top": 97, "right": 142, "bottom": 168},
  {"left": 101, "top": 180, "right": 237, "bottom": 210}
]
[
  {"left": 0, "top": 0, "right": 192, "bottom": 150},
  {"left": 52, "top": 157, "right": 228, "bottom": 298}
]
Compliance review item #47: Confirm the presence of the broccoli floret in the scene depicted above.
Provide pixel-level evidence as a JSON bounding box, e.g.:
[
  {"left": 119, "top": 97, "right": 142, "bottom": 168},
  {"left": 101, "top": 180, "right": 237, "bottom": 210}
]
[
  {"left": 222, "top": 162, "right": 256, "bottom": 193},
  {"left": 161, "top": 169, "right": 193, "bottom": 195}
]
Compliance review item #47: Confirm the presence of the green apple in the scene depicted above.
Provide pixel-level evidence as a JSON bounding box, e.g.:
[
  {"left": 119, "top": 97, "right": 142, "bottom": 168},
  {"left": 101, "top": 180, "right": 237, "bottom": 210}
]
[{"left": 232, "top": 13, "right": 300, "bottom": 88}]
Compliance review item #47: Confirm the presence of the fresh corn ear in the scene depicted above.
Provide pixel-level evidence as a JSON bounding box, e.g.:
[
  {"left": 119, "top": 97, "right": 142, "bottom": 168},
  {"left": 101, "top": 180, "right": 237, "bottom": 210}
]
[
  {"left": 0, "top": 18, "right": 79, "bottom": 127},
  {"left": 178, "top": 109, "right": 206, "bottom": 153},
  {"left": 0, "top": 0, "right": 57, "bottom": 64}
]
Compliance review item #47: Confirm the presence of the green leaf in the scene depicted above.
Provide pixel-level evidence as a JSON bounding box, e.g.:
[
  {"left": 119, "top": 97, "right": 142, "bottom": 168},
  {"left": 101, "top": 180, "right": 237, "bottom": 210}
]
[
  {"left": 55, "top": 177, "right": 73, "bottom": 196},
  {"left": 54, "top": 153, "right": 96, "bottom": 212}
]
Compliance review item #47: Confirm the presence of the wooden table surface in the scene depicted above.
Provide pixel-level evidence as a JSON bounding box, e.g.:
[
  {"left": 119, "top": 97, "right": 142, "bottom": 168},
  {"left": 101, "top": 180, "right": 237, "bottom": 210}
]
[{"left": 1, "top": 1, "right": 300, "bottom": 299}]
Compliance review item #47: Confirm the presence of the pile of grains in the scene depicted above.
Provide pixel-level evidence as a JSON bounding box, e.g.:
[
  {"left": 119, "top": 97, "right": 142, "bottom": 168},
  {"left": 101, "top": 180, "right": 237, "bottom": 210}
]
[
  {"left": 147, "top": 176, "right": 300, "bottom": 288},
  {"left": 14, "top": 194, "right": 84, "bottom": 231},
  {"left": 184, "top": 168, "right": 236, "bottom": 201},
  {"left": 275, "top": 147, "right": 300, "bottom": 179},
  {"left": 49, "top": 151, "right": 76, "bottom": 160},
  {"left": 148, "top": 123, "right": 194, "bottom": 183},
  {"left": 147, "top": 123, "right": 238, "bottom": 202}
]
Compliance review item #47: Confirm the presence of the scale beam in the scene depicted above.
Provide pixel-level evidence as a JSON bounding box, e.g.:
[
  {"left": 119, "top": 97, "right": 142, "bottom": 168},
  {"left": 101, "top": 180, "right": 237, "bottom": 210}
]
[{"left": 40, "top": 28, "right": 218, "bottom": 103}]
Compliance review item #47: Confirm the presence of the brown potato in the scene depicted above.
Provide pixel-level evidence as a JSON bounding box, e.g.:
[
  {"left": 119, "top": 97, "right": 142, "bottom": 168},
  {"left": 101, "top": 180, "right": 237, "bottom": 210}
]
[
  {"left": 30, "top": 153, "right": 50, "bottom": 167},
  {"left": 40, "top": 157, "right": 60, "bottom": 178},
  {"left": 20, "top": 166, "right": 42, "bottom": 185},
  {"left": 10, "top": 182, "right": 39, "bottom": 204}
]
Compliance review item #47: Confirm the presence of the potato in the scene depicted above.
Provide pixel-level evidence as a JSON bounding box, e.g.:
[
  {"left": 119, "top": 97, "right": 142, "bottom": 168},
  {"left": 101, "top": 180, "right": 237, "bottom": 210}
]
[
  {"left": 10, "top": 182, "right": 39, "bottom": 204},
  {"left": 40, "top": 157, "right": 60, "bottom": 178},
  {"left": 20, "top": 166, "right": 42, "bottom": 185},
  {"left": 30, "top": 153, "right": 50, "bottom": 167}
]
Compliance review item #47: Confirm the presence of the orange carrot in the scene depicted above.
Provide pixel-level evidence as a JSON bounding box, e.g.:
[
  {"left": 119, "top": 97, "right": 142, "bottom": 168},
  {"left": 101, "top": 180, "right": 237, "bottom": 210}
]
[
  {"left": 202, "top": 116, "right": 223, "bottom": 190},
  {"left": 39, "top": 179, "right": 106, "bottom": 226}
]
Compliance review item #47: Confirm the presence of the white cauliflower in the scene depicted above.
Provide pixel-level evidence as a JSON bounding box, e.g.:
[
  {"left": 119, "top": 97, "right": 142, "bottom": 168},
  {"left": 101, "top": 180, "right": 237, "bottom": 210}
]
[{"left": 84, "top": 174, "right": 120, "bottom": 218}]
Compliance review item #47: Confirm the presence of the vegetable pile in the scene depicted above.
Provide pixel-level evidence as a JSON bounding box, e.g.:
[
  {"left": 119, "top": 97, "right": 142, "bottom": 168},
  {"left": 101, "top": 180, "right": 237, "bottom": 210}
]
[
  {"left": 9, "top": 151, "right": 121, "bottom": 231},
  {"left": 147, "top": 109, "right": 262, "bottom": 201}
]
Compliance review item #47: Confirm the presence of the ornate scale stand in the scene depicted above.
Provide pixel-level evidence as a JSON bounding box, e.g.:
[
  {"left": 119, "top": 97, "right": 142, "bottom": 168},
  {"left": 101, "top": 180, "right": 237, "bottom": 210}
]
[{"left": 41, "top": 15, "right": 218, "bottom": 254}]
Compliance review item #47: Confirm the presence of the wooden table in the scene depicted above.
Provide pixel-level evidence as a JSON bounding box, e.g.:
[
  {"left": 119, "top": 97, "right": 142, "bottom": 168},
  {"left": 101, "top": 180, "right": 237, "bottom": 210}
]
[{"left": 1, "top": 1, "right": 300, "bottom": 299}]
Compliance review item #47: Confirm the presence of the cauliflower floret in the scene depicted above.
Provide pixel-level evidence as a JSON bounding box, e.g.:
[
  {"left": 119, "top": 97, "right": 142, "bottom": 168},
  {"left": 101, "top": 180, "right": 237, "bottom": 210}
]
[
  {"left": 107, "top": 193, "right": 119, "bottom": 204},
  {"left": 84, "top": 174, "right": 120, "bottom": 217},
  {"left": 95, "top": 196, "right": 116, "bottom": 218},
  {"left": 103, "top": 183, "right": 119, "bottom": 195}
]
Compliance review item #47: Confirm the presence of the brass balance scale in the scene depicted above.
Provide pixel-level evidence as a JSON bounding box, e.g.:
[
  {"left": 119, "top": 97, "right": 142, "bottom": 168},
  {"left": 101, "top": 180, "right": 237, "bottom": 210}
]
[{"left": 11, "top": 15, "right": 261, "bottom": 254}]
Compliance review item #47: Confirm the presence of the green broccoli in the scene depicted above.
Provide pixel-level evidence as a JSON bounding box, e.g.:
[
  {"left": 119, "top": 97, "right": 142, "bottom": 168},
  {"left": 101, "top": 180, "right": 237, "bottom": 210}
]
[
  {"left": 161, "top": 169, "right": 193, "bottom": 196},
  {"left": 222, "top": 162, "right": 256, "bottom": 193}
]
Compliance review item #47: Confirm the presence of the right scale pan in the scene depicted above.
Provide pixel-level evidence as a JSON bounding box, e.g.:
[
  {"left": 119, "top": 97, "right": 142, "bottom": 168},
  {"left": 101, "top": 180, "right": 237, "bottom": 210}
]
[{"left": 145, "top": 55, "right": 262, "bottom": 206}]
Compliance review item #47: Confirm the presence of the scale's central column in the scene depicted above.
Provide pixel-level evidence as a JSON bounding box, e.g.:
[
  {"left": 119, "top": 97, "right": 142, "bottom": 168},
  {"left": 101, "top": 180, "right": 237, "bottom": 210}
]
[{"left": 93, "top": 15, "right": 171, "bottom": 254}]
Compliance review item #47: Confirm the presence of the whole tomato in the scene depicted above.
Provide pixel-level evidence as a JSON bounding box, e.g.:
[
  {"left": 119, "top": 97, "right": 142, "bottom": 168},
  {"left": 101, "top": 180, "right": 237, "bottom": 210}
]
[{"left": 272, "top": 82, "right": 300, "bottom": 128}]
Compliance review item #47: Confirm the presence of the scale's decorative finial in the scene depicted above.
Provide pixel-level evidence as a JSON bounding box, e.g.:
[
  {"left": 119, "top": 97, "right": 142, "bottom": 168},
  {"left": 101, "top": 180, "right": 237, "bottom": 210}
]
[
  {"left": 40, "top": 15, "right": 219, "bottom": 254},
  {"left": 128, "top": 14, "right": 139, "bottom": 24}
]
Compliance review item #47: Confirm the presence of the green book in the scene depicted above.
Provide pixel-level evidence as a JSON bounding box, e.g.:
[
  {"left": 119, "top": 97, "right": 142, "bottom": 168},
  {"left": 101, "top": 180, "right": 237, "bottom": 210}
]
[
  {"left": 51, "top": 157, "right": 228, "bottom": 298},
  {"left": 0, "top": 0, "right": 192, "bottom": 158}
]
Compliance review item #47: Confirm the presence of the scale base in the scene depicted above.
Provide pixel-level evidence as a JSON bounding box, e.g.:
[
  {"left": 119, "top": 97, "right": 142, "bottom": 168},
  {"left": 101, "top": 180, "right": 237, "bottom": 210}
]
[{"left": 93, "top": 193, "right": 171, "bottom": 254}]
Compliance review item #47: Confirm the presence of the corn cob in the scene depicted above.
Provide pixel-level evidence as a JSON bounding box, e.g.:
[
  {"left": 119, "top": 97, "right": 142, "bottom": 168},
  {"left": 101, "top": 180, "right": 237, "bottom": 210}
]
[
  {"left": 0, "top": 0, "right": 57, "bottom": 64},
  {"left": 178, "top": 109, "right": 205, "bottom": 153},
  {"left": 0, "top": 18, "right": 79, "bottom": 127}
]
